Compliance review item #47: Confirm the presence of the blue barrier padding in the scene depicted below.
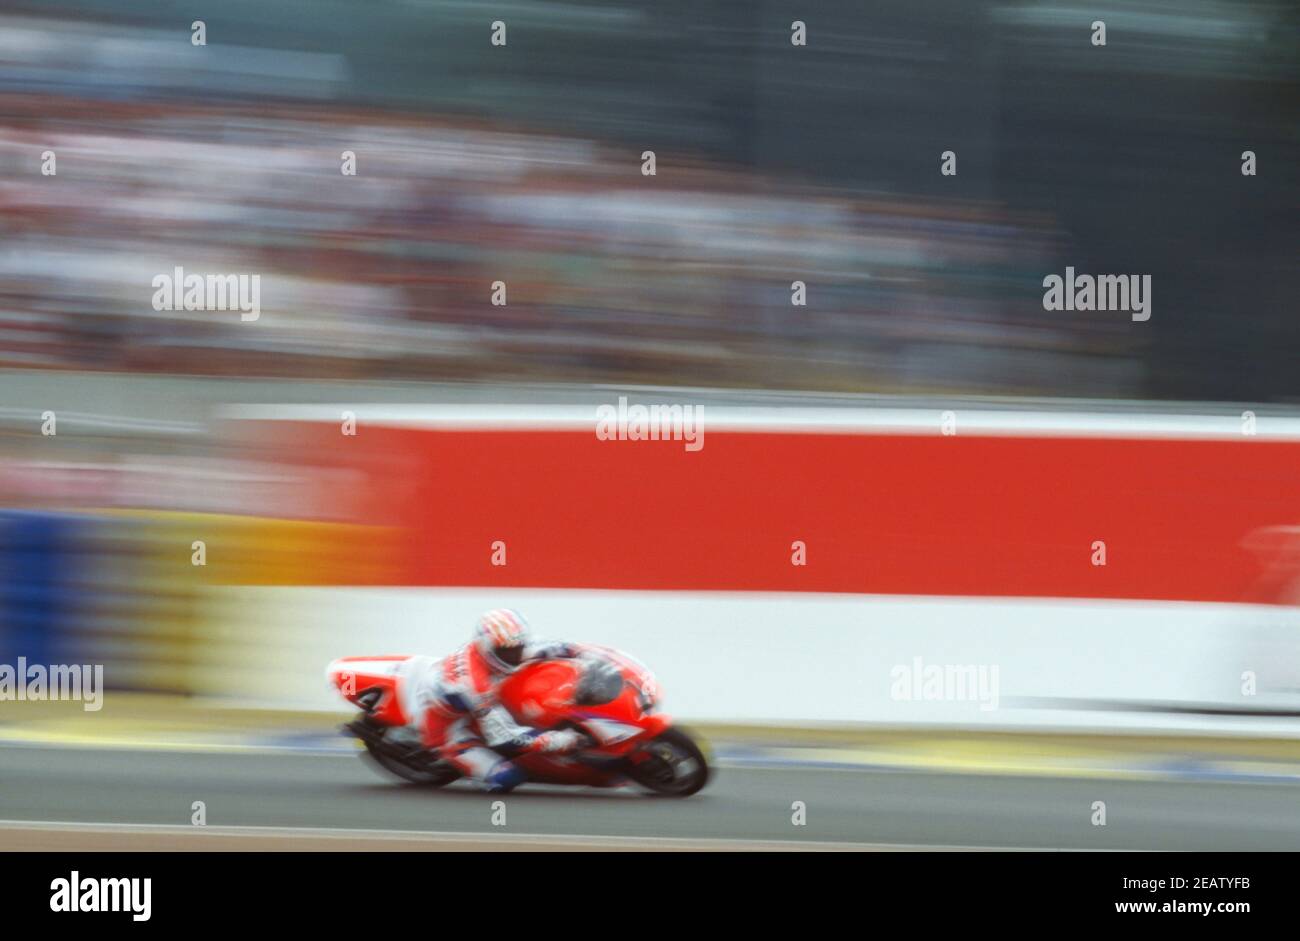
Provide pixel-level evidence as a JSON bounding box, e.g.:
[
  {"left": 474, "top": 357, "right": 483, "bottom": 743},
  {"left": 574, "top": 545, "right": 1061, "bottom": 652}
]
[{"left": 0, "top": 511, "right": 75, "bottom": 663}]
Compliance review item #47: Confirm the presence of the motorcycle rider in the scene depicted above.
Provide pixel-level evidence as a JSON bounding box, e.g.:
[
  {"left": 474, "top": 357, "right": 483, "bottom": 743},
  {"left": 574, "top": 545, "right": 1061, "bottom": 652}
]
[{"left": 396, "top": 608, "right": 590, "bottom": 793}]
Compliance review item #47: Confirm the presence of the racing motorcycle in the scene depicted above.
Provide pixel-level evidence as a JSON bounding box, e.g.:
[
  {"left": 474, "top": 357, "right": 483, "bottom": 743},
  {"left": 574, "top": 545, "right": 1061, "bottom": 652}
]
[{"left": 327, "top": 647, "right": 709, "bottom": 797}]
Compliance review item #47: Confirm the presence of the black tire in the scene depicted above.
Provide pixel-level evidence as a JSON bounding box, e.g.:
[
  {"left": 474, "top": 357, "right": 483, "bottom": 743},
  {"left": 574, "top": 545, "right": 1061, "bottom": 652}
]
[
  {"left": 626, "top": 727, "right": 710, "bottom": 797},
  {"left": 361, "top": 737, "right": 463, "bottom": 787}
]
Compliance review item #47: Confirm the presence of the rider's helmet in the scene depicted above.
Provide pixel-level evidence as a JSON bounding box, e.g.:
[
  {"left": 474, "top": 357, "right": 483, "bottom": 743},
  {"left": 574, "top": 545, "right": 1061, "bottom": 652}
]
[{"left": 473, "top": 608, "right": 531, "bottom": 674}]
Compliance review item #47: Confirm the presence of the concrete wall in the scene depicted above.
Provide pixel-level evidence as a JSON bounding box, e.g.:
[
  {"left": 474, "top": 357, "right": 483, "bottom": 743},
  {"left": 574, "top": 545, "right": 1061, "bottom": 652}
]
[{"left": 197, "top": 402, "right": 1300, "bottom": 734}]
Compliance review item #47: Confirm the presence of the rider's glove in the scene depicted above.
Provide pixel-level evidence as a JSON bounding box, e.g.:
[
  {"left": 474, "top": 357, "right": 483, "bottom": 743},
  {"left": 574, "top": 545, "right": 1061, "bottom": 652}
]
[{"left": 531, "top": 729, "right": 590, "bottom": 754}]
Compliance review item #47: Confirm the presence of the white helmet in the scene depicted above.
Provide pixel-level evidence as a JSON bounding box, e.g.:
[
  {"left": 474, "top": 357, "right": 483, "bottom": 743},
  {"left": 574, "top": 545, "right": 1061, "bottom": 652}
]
[{"left": 474, "top": 608, "right": 531, "bottom": 674}]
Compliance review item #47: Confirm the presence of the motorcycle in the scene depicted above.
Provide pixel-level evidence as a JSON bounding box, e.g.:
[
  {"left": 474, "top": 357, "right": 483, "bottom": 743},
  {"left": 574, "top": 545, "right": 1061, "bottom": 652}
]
[{"left": 326, "top": 647, "right": 710, "bottom": 797}]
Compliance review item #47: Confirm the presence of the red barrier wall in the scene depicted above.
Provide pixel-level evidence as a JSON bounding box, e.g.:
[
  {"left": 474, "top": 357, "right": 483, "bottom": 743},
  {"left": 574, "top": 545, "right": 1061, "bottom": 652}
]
[{"left": 247, "top": 420, "right": 1300, "bottom": 604}]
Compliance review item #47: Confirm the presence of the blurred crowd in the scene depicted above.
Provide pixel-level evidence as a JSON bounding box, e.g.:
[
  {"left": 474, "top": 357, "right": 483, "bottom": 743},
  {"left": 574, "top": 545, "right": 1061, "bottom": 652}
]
[
  {"left": 0, "top": 90, "right": 1117, "bottom": 394},
  {"left": 0, "top": 0, "right": 1295, "bottom": 400}
]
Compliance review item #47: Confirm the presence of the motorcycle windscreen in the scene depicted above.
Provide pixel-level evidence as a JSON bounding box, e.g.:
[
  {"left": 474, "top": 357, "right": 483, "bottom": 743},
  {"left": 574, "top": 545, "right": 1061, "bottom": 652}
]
[{"left": 573, "top": 661, "right": 623, "bottom": 706}]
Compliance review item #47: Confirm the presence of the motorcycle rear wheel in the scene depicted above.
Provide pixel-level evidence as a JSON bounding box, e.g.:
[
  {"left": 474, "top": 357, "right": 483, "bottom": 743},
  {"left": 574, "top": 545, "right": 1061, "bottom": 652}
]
[
  {"left": 627, "top": 727, "right": 709, "bottom": 797},
  {"left": 361, "top": 736, "right": 463, "bottom": 787}
]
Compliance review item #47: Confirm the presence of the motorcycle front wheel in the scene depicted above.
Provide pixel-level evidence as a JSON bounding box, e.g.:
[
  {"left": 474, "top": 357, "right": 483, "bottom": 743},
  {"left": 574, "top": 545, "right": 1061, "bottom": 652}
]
[{"left": 626, "top": 727, "right": 710, "bottom": 797}]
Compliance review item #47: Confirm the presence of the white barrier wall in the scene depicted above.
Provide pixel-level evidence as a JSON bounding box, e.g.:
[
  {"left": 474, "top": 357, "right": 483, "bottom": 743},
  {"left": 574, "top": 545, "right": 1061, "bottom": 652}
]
[{"left": 202, "top": 586, "right": 1300, "bottom": 735}]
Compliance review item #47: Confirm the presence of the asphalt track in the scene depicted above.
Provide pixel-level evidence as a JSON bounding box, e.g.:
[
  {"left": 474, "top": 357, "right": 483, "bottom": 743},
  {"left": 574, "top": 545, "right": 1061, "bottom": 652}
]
[{"left": 2, "top": 744, "right": 1298, "bottom": 850}]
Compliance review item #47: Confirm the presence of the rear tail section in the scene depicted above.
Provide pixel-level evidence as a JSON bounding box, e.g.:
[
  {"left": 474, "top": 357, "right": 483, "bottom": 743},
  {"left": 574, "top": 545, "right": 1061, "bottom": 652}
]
[{"left": 326, "top": 655, "right": 412, "bottom": 726}]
